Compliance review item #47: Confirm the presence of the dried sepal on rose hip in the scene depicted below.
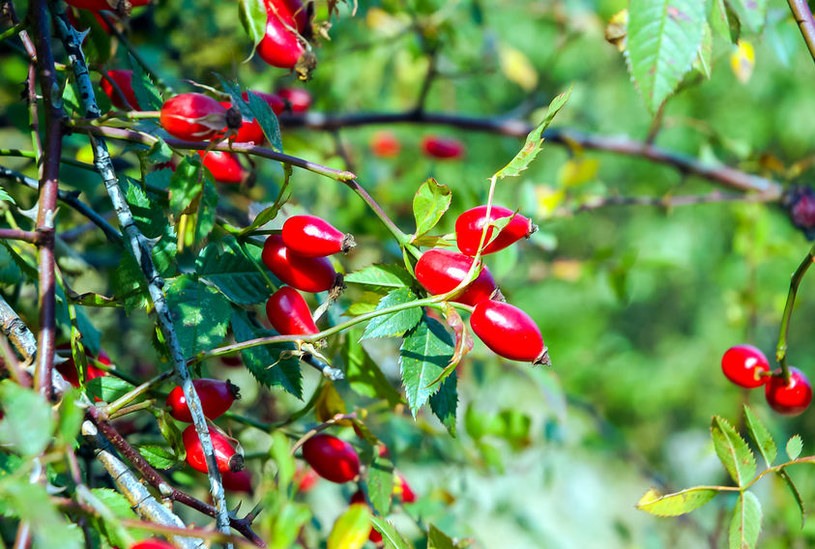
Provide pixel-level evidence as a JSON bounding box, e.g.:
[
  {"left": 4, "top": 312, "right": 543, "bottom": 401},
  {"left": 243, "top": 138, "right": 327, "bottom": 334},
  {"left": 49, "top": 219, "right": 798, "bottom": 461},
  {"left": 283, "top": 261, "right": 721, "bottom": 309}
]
[
  {"left": 266, "top": 286, "right": 319, "bottom": 336},
  {"left": 282, "top": 215, "right": 355, "bottom": 257},
  {"left": 721, "top": 344, "right": 770, "bottom": 389},
  {"left": 470, "top": 300, "right": 547, "bottom": 364},
  {"left": 415, "top": 248, "right": 497, "bottom": 307},
  {"left": 159, "top": 93, "right": 228, "bottom": 141},
  {"left": 261, "top": 234, "right": 338, "bottom": 293},
  {"left": 166, "top": 379, "right": 240, "bottom": 423},
  {"left": 182, "top": 424, "right": 243, "bottom": 473},
  {"left": 455, "top": 205, "right": 537, "bottom": 256},
  {"left": 765, "top": 367, "right": 813, "bottom": 416},
  {"left": 301, "top": 433, "right": 360, "bottom": 483}
]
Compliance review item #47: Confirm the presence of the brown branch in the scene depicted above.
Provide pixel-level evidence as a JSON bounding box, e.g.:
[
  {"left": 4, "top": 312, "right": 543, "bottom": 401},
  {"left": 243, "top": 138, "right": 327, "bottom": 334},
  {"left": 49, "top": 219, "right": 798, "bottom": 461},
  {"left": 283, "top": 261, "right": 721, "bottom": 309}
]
[
  {"left": 569, "top": 190, "right": 777, "bottom": 215},
  {"left": 276, "top": 111, "right": 784, "bottom": 199},
  {"left": 0, "top": 228, "right": 38, "bottom": 242},
  {"left": 787, "top": 0, "right": 815, "bottom": 66}
]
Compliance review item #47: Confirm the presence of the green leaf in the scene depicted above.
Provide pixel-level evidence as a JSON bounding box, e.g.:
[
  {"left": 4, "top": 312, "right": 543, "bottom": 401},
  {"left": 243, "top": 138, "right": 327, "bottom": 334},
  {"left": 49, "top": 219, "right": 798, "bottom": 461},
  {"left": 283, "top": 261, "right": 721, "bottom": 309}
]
[
  {"left": 86, "top": 376, "right": 135, "bottom": 403},
  {"left": 493, "top": 86, "right": 572, "bottom": 180},
  {"left": 345, "top": 264, "right": 415, "bottom": 289},
  {"left": 428, "top": 524, "right": 455, "bottom": 549},
  {"left": 154, "top": 409, "right": 185, "bottom": 459},
  {"left": 239, "top": 0, "right": 267, "bottom": 51},
  {"left": 269, "top": 502, "right": 312, "bottom": 549},
  {"left": 626, "top": 0, "right": 706, "bottom": 113},
  {"left": 0, "top": 478, "right": 83, "bottom": 548},
  {"left": 777, "top": 468, "right": 805, "bottom": 528},
  {"left": 343, "top": 333, "right": 403, "bottom": 406},
  {"left": 370, "top": 516, "right": 413, "bottom": 549},
  {"left": 196, "top": 237, "right": 270, "bottom": 305},
  {"left": 636, "top": 486, "right": 719, "bottom": 516},
  {"left": 165, "top": 275, "right": 231, "bottom": 358},
  {"left": 112, "top": 252, "right": 150, "bottom": 313},
  {"left": 400, "top": 316, "right": 454, "bottom": 415},
  {"left": 327, "top": 503, "right": 371, "bottom": 549},
  {"left": 137, "top": 445, "right": 178, "bottom": 469},
  {"left": 76, "top": 11, "right": 111, "bottom": 66},
  {"left": 743, "top": 405, "right": 776, "bottom": 468},
  {"left": 361, "top": 288, "right": 423, "bottom": 340},
  {"left": 429, "top": 370, "right": 457, "bottom": 436},
  {"left": 0, "top": 381, "right": 54, "bottom": 457},
  {"left": 169, "top": 155, "right": 204, "bottom": 218},
  {"left": 89, "top": 488, "right": 137, "bottom": 519},
  {"left": 367, "top": 457, "right": 394, "bottom": 516},
  {"left": 56, "top": 389, "right": 84, "bottom": 445},
  {"left": 231, "top": 309, "right": 302, "bottom": 398},
  {"left": 711, "top": 415, "right": 756, "bottom": 487},
  {"left": 710, "top": 0, "right": 740, "bottom": 43},
  {"left": 193, "top": 176, "right": 219, "bottom": 247},
  {"left": 412, "top": 178, "right": 452, "bottom": 238},
  {"left": 0, "top": 243, "right": 23, "bottom": 285},
  {"left": 0, "top": 185, "right": 15, "bottom": 204},
  {"left": 786, "top": 434, "right": 803, "bottom": 460},
  {"left": 729, "top": 491, "right": 762, "bottom": 549},
  {"left": 270, "top": 431, "right": 296, "bottom": 492},
  {"left": 693, "top": 23, "right": 713, "bottom": 79},
  {"left": 247, "top": 90, "right": 283, "bottom": 152},
  {"left": 730, "top": 0, "right": 767, "bottom": 33},
  {"left": 240, "top": 201, "right": 285, "bottom": 236},
  {"left": 128, "top": 53, "right": 163, "bottom": 111}
]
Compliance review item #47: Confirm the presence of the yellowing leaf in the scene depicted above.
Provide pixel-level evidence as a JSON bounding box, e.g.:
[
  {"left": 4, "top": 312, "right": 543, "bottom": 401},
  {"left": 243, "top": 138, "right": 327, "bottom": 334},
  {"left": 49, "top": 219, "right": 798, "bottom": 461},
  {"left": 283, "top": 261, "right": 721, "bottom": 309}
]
[
  {"left": 557, "top": 158, "right": 599, "bottom": 188},
  {"left": 327, "top": 504, "right": 371, "bottom": 549},
  {"left": 314, "top": 383, "right": 350, "bottom": 425},
  {"left": 499, "top": 44, "right": 538, "bottom": 92},
  {"left": 535, "top": 186, "right": 565, "bottom": 218},
  {"left": 605, "top": 9, "right": 628, "bottom": 51},
  {"left": 730, "top": 39, "right": 755, "bottom": 84}
]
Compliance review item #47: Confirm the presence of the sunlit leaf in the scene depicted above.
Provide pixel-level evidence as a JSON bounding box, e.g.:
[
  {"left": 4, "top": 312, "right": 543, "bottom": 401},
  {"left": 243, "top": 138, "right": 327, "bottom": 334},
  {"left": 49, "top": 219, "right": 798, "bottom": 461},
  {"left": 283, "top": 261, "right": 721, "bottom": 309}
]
[
  {"left": 729, "top": 491, "right": 761, "bottom": 549},
  {"left": 637, "top": 486, "right": 719, "bottom": 517},
  {"left": 711, "top": 415, "right": 756, "bottom": 487},
  {"left": 743, "top": 405, "right": 776, "bottom": 468}
]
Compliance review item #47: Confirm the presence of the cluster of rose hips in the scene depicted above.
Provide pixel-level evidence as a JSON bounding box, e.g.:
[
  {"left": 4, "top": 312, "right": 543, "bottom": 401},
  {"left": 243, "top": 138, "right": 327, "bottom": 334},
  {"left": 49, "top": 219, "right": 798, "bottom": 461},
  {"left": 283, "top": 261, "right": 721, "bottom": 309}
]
[
  {"left": 721, "top": 344, "right": 813, "bottom": 415},
  {"left": 370, "top": 132, "right": 466, "bottom": 161}
]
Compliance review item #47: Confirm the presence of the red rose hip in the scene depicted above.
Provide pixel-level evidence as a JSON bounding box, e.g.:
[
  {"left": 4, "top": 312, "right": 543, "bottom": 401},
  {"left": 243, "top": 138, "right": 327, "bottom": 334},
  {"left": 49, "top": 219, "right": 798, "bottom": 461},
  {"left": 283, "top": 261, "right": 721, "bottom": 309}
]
[
  {"left": 130, "top": 541, "right": 177, "bottom": 549},
  {"left": 277, "top": 87, "right": 312, "bottom": 113},
  {"left": 160, "top": 93, "right": 227, "bottom": 141},
  {"left": 456, "top": 205, "right": 536, "bottom": 256},
  {"left": 415, "top": 249, "right": 497, "bottom": 306},
  {"left": 101, "top": 70, "right": 139, "bottom": 110},
  {"left": 282, "top": 215, "right": 355, "bottom": 257},
  {"left": 721, "top": 344, "right": 770, "bottom": 389},
  {"left": 266, "top": 287, "right": 319, "bottom": 336},
  {"left": 261, "top": 235, "right": 337, "bottom": 293},
  {"left": 257, "top": 0, "right": 309, "bottom": 71},
  {"left": 199, "top": 151, "right": 248, "bottom": 184},
  {"left": 765, "top": 367, "right": 813, "bottom": 416},
  {"left": 301, "top": 433, "right": 359, "bottom": 483},
  {"left": 470, "top": 300, "right": 545, "bottom": 363},
  {"left": 421, "top": 135, "right": 464, "bottom": 160},
  {"left": 221, "top": 469, "right": 253, "bottom": 494},
  {"left": 370, "top": 131, "right": 401, "bottom": 158},
  {"left": 166, "top": 379, "right": 240, "bottom": 423},
  {"left": 217, "top": 91, "right": 285, "bottom": 144},
  {"left": 182, "top": 425, "right": 243, "bottom": 473}
]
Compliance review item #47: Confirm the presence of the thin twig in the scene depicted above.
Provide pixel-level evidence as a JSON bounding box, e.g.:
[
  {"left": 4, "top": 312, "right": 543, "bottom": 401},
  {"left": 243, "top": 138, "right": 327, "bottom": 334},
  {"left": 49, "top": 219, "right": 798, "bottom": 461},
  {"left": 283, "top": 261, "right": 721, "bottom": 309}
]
[
  {"left": 775, "top": 243, "right": 815, "bottom": 380},
  {"left": 787, "top": 0, "right": 815, "bottom": 66}
]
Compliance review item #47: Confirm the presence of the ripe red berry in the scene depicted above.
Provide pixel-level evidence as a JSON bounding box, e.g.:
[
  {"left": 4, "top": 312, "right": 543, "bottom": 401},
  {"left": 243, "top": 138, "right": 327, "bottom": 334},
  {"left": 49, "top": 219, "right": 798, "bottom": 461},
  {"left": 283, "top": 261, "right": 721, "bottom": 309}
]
[
  {"left": 55, "top": 347, "right": 109, "bottom": 388},
  {"left": 721, "top": 344, "right": 770, "bottom": 389},
  {"left": 257, "top": 0, "right": 307, "bottom": 70},
  {"left": 266, "top": 287, "right": 319, "bottom": 336},
  {"left": 370, "top": 131, "right": 401, "bottom": 158},
  {"left": 470, "top": 300, "right": 545, "bottom": 363},
  {"left": 220, "top": 353, "right": 243, "bottom": 368},
  {"left": 261, "top": 235, "right": 337, "bottom": 293},
  {"left": 393, "top": 472, "right": 416, "bottom": 503},
  {"left": 293, "top": 466, "right": 319, "bottom": 492},
  {"left": 66, "top": 0, "right": 149, "bottom": 12},
  {"left": 277, "top": 87, "right": 312, "bottom": 113},
  {"left": 160, "top": 93, "right": 227, "bottom": 142},
  {"left": 130, "top": 540, "right": 177, "bottom": 549},
  {"left": 100, "top": 70, "right": 139, "bottom": 110},
  {"left": 166, "top": 379, "right": 240, "bottom": 423},
  {"left": 415, "top": 249, "right": 497, "bottom": 307},
  {"left": 420, "top": 135, "right": 464, "bottom": 160},
  {"left": 221, "top": 468, "right": 253, "bottom": 494},
  {"left": 765, "top": 367, "right": 813, "bottom": 416},
  {"left": 198, "top": 151, "right": 248, "bottom": 184},
  {"left": 301, "top": 434, "right": 360, "bottom": 483},
  {"left": 217, "top": 92, "right": 285, "bottom": 144},
  {"left": 282, "top": 215, "right": 354, "bottom": 257},
  {"left": 182, "top": 425, "right": 243, "bottom": 473},
  {"left": 455, "top": 205, "right": 536, "bottom": 256}
]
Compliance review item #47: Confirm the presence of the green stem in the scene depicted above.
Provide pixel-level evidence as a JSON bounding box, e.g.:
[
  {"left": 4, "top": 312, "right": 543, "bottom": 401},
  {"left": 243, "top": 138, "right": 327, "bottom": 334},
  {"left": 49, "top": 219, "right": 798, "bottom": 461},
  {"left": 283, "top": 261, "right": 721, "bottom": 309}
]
[
  {"left": 0, "top": 23, "right": 24, "bottom": 42},
  {"left": 775, "top": 244, "right": 815, "bottom": 381},
  {"left": 103, "top": 370, "right": 174, "bottom": 416},
  {"left": 87, "top": 110, "right": 161, "bottom": 125},
  {"left": 0, "top": 148, "right": 96, "bottom": 171},
  {"left": 344, "top": 179, "right": 411, "bottom": 246},
  {"left": 107, "top": 399, "right": 156, "bottom": 420}
]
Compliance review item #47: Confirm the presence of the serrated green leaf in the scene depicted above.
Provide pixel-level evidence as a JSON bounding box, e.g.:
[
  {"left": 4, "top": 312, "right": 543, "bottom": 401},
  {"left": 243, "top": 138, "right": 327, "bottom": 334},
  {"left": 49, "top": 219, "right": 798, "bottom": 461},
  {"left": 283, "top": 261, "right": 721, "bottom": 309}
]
[
  {"left": 231, "top": 309, "right": 302, "bottom": 397},
  {"left": 112, "top": 252, "right": 150, "bottom": 313},
  {"left": 743, "top": 405, "right": 776, "bottom": 468},
  {"left": 165, "top": 275, "right": 231, "bottom": 358},
  {"left": 730, "top": 0, "right": 766, "bottom": 33},
  {"left": 361, "top": 288, "right": 422, "bottom": 340},
  {"left": 247, "top": 90, "right": 283, "bottom": 152},
  {"left": 0, "top": 243, "right": 23, "bottom": 285},
  {"left": 367, "top": 457, "right": 394, "bottom": 516},
  {"left": 344, "top": 333, "right": 402, "bottom": 406},
  {"left": 128, "top": 53, "right": 163, "bottom": 111},
  {"left": 328, "top": 503, "right": 370, "bottom": 549},
  {"left": 138, "top": 445, "right": 178, "bottom": 469},
  {"left": 239, "top": 0, "right": 267, "bottom": 50},
  {"left": 169, "top": 155, "right": 204, "bottom": 218},
  {"left": 428, "top": 524, "right": 455, "bottom": 549},
  {"left": 400, "top": 316, "right": 454, "bottom": 415},
  {"left": 412, "top": 178, "right": 451, "bottom": 238},
  {"left": 0, "top": 381, "right": 54, "bottom": 456},
  {"left": 86, "top": 376, "right": 134, "bottom": 403},
  {"left": 636, "top": 486, "right": 719, "bottom": 516},
  {"left": 729, "top": 491, "right": 762, "bottom": 549},
  {"left": 345, "top": 264, "right": 415, "bottom": 289},
  {"left": 494, "top": 86, "right": 572, "bottom": 180},
  {"left": 240, "top": 202, "right": 285, "bottom": 236},
  {"left": 626, "top": 0, "right": 706, "bottom": 113},
  {"left": 777, "top": 468, "right": 805, "bottom": 528},
  {"left": 786, "top": 435, "right": 803, "bottom": 460},
  {"left": 371, "top": 516, "right": 413, "bottom": 549},
  {"left": 196, "top": 237, "right": 270, "bottom": 305},
  {"left": 711, "top": 415, "right": 756, "bottom": 487},
  {"left": 154, "top": 409, "right": 185, "bottom": 459},
  {"left": 88, "top": 488, "right": 137, "bottom": 519},
  {"left": 429, "top": 370, "right": 457, "bottom": 436}
]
